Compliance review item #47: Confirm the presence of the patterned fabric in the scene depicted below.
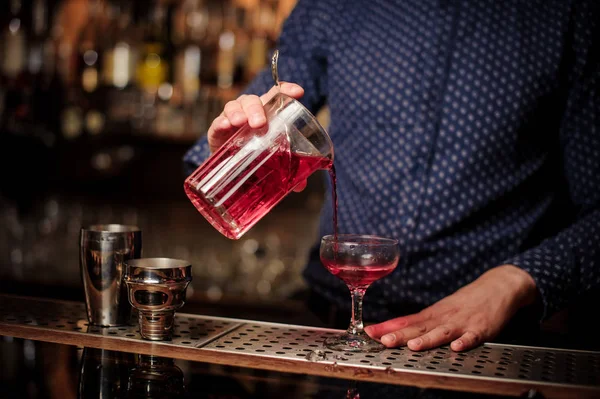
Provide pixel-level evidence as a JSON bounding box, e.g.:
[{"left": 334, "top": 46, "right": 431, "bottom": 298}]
[{"left": 184, "top": 0, "right": 600, "bottom": 322}]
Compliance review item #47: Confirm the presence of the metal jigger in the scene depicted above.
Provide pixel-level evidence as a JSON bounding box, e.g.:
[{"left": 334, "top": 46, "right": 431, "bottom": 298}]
[{"left": 124, "top": 258, "right": 192, "bottom": 341}]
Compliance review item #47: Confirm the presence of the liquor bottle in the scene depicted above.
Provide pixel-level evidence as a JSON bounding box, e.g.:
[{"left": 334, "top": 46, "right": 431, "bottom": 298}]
[
  {"left": 172, "top": 0, "right": 206, "bottom": 106},
  {"left": 216, "top": 2, "right": 238, "bottom": 89},
  {"left": 0, "top": 0, "right": 29, "bottom": 135},
  {"left": 136, "top": 0, "right": 170, "bottom": 94},
  {"left": 1, "top": 0, "right": 27, "bottom": 83},
  {"left": 102, "top": 0, "right": 139, "bottom": 134},
  {"left": 28, "top": 0, "right": 48, "bottom": 78},
  {"left": 74, "top": 0, "right": 108, "bottom": 137},
  {"left": 232, "top": 5, "right": 250, "bottom": 85},
  {"left": 133, "top": 0, "right": 171, "bottom": 136},
  {"left": 29, "top": 0, "right": 59, "bottom": 146},
  {"left": 245, "top": 1, "right": 272, "bottom": 82},
  {"left": 196, "top": 0, "right": 223, "bottom": 86},
  {"left": 171, "top": 0, "right": 210, "bottom": 139},
  {"left": 76, "top": 0, "right": 104, "bottom": 95},
  {"left": 53, "top": 0, "right": 85, "bottom": 140}
]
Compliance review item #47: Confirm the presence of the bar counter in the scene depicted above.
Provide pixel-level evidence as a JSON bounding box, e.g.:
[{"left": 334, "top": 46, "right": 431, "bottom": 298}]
[{"left": 1, "top": 294, "right": 599, "bottom": 399}]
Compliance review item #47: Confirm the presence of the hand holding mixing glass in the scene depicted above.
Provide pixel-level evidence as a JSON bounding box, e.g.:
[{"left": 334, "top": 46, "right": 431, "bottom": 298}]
[{"left": 184, "top": 50, "right": 334, "bottom": 239}]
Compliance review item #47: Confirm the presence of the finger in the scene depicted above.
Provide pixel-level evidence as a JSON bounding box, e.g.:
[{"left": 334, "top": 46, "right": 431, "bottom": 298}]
[
  {"left": 407, "top": 325, "right": 461, "bottom": 351},
  {"left": 380, "top": 324, "right": 430, "bottom": 348},
  {"left": 210, "top": 114, "right": 232, "bottom": 134},
  {"left": 364, "top": 314, "right": 425, "bottom": 339},
  {"left": 208, "top": 114, "right": 236, "bottom": 152},
  {"left": 260, "top": 82, "right": 305, "bottom": 104},
  {"left": 292, "top": 180, "right": 307, "bottom": 192},
  {"left": 223, "top": 98, "right": 248, "bottom": 127},
  {"left": 240, "top": 95, "right": 267, "bottom": 128},
  {"left": 451, "top": 331, "right": 482, "bottom": 352}
]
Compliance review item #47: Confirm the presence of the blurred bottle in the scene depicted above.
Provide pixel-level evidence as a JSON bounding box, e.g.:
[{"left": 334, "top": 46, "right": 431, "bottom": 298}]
[
  {"left": 245, "top": 0, "right": 273, "bottom": 82},
  {"left": 102, "top": 0, "right": 138, "bottom": 90},
  {"left": 232, "top": 5, "right": 250, "bottom": 85},
  {"left": 0, "top": 0, "right": 30, "bottom": 135},
  {"left": 58, "top": 0, "right": 104, "bottom": 140},
  {"left": 216, "top": 2, "right": 238, "bottom": 90},
  {"left": 30, "top": 0, "right": 61, "bottom": 147},
  {"left": 77, "top": 0, "right": 108, "bottom": 137},
  {"left": 172, "top": 0, "right": 210, "bottom": 138},
  {"left": 28, "top": 0, "right": 48, "bottom": 81},
  {"left": 196, "top": 0, "right": 222, "bottom": 86},
  {"left": 133, "top": 0, "right": 170, "bottom": 136},
  {"left": 172, "top": 0, "right": 205, "bottom": 106},
  {"left": 102, "top": 0, "right": 139, "bottom": 134},
  {"left": 1, "top": 0, "right": 27, "bottom": 83},
  {"left": 136, "top": 0, "right": 170, "bottom": 94}
]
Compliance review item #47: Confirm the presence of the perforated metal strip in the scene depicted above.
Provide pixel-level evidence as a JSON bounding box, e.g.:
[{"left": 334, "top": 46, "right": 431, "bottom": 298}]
[
  {"left": 0, "top": 294, "right": 599, "bottom": 398},
  {"left": 0, "top": 295, "right": 241, "bottom": 347},
  {"left": 203, "top": 322, "right": 600, "bottom": 386}
]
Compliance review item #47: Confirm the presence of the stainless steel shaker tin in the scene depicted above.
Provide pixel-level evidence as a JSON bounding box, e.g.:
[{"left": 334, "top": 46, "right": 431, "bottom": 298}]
[{"left": 80, "top": 224, "right": 142, "bottom": 326}]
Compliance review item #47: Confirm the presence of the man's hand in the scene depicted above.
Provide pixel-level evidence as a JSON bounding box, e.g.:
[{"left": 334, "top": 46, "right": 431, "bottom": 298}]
[
  {"left": 207, "top": 82, "right": 306, "bottom": 191},
  {"left": 364, "top": 265, "right": 538, "bottom": 351}
]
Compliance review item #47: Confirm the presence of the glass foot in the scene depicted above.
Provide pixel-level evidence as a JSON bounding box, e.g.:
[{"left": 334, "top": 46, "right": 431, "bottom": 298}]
[{"left": 324, "top": 332, "right": 386, "bottom": 353}]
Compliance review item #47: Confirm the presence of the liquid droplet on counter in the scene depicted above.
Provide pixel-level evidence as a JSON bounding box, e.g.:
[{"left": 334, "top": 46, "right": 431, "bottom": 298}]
[
  {"left": 324, "top": 362, "right": 339, "bottom": 372},
  {"left": 305, "top": 349, "right": 328, "bottom": 362},
  {"left": 353, "top": 368, "right": 374, "bottom": 377}
]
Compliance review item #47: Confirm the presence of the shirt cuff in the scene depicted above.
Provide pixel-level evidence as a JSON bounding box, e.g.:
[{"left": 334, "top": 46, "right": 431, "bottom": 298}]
[
  {"left": 183, "top": 137, "right": 211, "bottom": 176},
  {"left": 503, "top": 244, "right": 574, "bottom": 321}
]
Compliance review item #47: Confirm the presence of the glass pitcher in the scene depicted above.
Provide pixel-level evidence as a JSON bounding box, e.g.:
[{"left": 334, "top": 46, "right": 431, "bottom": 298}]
[{"left": 184, "top": 92, "right": 334, "bottom": 239}]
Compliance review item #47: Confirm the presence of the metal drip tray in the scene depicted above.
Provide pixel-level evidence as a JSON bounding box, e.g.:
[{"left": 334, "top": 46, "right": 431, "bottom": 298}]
[
  {"left": 0, "top": 295, "right": 241, "bottom": 347},
  {"left": 204, "top": 323, "right": 600, "bottom": 386},
  {"left": 1, "top": 295, "right": 599, "bottom": 399}
]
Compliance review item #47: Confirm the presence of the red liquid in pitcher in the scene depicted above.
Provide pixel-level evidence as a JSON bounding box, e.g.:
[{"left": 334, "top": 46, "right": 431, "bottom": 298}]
[
  {"left": 185, "top": 143, "right": 331, "bottom": 240},
  {"left": 322, "top": 260, "right": 396, "bottom": 290}
]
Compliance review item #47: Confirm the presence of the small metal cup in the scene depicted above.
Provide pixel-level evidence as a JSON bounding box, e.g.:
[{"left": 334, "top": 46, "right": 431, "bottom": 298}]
[
  {"left": 80, "top": 224, "right": 142, "bottom": 326},
  {"left": 124, "top": 258, "right": 192, "bottom": 341}
]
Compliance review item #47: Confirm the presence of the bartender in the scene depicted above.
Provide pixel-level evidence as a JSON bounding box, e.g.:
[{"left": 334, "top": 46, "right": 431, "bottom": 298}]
[{"left": 185, "top": 0, "right": 600, "bottom": 352}]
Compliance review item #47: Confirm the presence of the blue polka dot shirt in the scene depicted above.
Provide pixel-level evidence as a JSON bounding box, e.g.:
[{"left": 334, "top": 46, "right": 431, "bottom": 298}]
[{"left": 184, "top": 0, "right": 600, "bottom": 322}]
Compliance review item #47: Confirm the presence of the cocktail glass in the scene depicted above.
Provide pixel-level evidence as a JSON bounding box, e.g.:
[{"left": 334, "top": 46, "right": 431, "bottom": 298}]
[{"left": 320, "top": 234, "right": 400, "bottom": 352}]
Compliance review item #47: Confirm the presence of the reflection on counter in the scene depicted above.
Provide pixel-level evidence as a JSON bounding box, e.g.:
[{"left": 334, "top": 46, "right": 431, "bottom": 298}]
[
  {"left": 78, "top": 348, "right": 134, "bottom": 398},
  {"left": 79, "top": 349, "right": 186, "bottom": 398},
  {"left": 0, "top": 338, "right": 516, "bottom": 399},
  {"left": 127, "top": 355, "right": 186, "bottom": 398}
]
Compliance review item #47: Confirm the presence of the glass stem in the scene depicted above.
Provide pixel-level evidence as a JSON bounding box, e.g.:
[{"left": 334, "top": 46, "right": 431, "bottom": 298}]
[{"left": 348, "top": 288, "right": 366, "bottom": 335}]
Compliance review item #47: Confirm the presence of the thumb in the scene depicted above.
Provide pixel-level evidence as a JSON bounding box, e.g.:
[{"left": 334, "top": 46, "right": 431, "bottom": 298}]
[{"left": 260, "top": 82, "right": 305, "bottom": 104}]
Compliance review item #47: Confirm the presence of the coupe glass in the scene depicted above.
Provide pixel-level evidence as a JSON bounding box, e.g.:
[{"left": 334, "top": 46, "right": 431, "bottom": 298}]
[{"left": 320, "top": 234, "right": 400, "bottom": 352}]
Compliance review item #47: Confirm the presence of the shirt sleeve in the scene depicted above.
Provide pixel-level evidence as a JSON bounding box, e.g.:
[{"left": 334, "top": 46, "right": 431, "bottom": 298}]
[
  {"left": 504, "top": 0, "right": 600, "bottom": 319},
  {"left": 182, "top": 0, "right": 329, "bottom": 173}
]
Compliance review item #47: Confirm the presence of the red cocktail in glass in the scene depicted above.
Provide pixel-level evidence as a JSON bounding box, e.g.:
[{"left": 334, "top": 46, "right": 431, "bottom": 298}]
[{"left": 320, "top": 234, "right": 400, "bottom": 352}]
